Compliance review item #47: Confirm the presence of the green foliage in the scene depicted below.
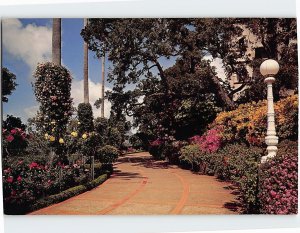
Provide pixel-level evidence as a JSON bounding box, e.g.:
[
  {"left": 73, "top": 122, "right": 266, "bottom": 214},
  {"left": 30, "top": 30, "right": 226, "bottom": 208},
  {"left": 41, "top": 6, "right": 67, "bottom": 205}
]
[
  {"left": 24, "top": 173, "right": 107, "bottom": 215},
  {"left": 179, "top": 144, "right": 204, "bottom": 171},
  {"left": 96, "top": 145, "right": 119, "bottom": 164},
  {"left": 237, "top": 18, "right": 297, "bottom": 103},
  {"left": 3, "top": 115, "right": 26, "bottom": 131},
  {"left": 77, "top": 103, "right": 94, "bottom": 134},
  {"left": 129, "top": 134, "right": 144, "bottom": 149},
  {"left": 211, "top": 144, "right": 262, "bottom": 213},
  {"left": 33, "top": 62, "right": 73, "bottom": 142},
  {"left": 178, "top": 142, "right": 263, "bottom": 213},
  {"left": 107, "top": 127, "right": 122, "bottom": 147},
  {"left": 2, "top": 67, "right": 17, "bottom": 102},
  {"left": 80, "top": 132, "right": 100, "bottom": 158}
]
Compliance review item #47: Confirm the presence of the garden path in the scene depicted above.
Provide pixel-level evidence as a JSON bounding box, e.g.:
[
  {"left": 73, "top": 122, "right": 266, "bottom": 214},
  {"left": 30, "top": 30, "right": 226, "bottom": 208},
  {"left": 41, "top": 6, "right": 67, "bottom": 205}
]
[{"left": 30, "top": 152, "right": 239, "bottom": 215}]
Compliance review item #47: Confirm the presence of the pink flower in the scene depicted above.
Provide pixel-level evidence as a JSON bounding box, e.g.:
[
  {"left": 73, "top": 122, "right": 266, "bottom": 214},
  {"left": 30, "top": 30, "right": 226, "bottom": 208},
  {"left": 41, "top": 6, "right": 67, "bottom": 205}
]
[
  {"left": 150, "top": 139, "right": 162, "bottom": 146},
  {"left": 6, "top": 134, "right": 14, "bottom": 142},
  {"left": 4, "top": 168, "right": 11, "bottom": 174},
  {"left": 29, "top": 162, "right": 38, "bottom": 169},
  {"left": 17, "top": 176, "right": 22, "bottom": 182},
  {"left": 10, "top": 129, "right": 17, "bottom": 134},
  {"left": 270, "top": 190, "right": 277, "bottom": 198},
  {"left": 7, "top": 176, "right": 13, "bottom": 183}
]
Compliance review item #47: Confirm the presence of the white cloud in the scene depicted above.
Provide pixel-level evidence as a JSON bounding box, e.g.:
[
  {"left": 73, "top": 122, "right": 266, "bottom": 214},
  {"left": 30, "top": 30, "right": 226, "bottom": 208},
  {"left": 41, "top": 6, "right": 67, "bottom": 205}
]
[
  {"left": 2, "top": 18, "right": 52, "bottom": 73},
  {"left": 71, "top": 79, "right": 111, "bottom": 119},
  {"left": 24, "top": 105, "right": 39, "bottom": 119}
]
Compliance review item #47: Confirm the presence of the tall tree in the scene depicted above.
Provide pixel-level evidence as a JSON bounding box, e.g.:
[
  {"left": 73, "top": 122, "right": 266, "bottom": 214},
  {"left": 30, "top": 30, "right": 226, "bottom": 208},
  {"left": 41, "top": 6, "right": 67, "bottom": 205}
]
[
  {"left": 101, "top": 53, "right": 105, "bottom": 117},
  {"left": 52, "top": 18, "right": 61, "bottom": 65},
  {"left": 83, "top": 18, "right": 89, "bottom": 103}
]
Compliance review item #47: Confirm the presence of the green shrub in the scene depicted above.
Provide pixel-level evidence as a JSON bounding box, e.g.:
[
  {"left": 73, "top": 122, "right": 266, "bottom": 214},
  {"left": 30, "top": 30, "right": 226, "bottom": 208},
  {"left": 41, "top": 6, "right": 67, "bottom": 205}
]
[
  {"left": 77, "top": 103, "right": 94, "bottom": 134},
  {"left": 29, "top": 173, "right": 108, "bottom": 214},
  {"left": 179, "top": 144, "right": 202, "bottom": 171},
  {"left": 148, "top": 139, "right": 164, "bottom": 160},
  {"left": 210, "top": 144, "right": 263, "bottom": 213},
  {"left": 96, "top": 145, "right": 119, "bottom": 165}
]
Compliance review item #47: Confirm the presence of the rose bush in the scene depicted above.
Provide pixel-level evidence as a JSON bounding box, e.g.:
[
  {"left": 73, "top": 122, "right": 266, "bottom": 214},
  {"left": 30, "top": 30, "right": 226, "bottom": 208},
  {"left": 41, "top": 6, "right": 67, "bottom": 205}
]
[{"left": 2, "top": 158, "right": 94, "bottom": 214}]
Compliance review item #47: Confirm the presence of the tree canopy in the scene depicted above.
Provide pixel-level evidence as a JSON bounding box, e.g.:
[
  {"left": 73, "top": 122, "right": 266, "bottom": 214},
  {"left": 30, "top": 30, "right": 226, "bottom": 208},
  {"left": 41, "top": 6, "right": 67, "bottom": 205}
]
[
  {"left": 2, "top": 67, "right": 17, "bottom": 103},
  {"left": 81, "top": 18, "right": 297, "bottom": 142}
]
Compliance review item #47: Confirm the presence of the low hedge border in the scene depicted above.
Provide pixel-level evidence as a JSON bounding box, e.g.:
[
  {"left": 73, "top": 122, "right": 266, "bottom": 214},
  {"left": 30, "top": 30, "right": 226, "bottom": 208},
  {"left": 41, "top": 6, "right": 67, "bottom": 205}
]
[{"left": 27, "top": 171, "right": 110, "bottom": 214}]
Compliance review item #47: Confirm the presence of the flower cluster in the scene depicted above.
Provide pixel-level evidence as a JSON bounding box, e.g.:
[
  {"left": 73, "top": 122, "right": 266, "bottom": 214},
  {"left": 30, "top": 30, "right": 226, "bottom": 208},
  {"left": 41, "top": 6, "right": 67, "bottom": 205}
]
[
  {"left": 33, "top": 62, "right": 73, "bottom": 140},
  {"left": 189, "top": 126, "right": 223, "bottom": 153},
  {"left": 2, "top": 128, "right": 29, "bottom": 157},
  {"left": 2, "top": 158, "right": 90, "bottom": 213},
  {"left": 210, "top": 94, "right": 298, "bottom": 146}
]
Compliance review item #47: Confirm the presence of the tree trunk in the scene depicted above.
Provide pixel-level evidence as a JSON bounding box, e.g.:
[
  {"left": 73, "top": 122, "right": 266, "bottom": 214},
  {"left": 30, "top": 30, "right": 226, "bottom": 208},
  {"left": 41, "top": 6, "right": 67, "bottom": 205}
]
[
  {"left": 83, "top": 19, "right": 89, "bottom": 104},
  {"left": 101, "top": 54, "right": 105, "bottom": 117},
  {"left": 52, "top": 18, "right": 61, "bottom": 65}
]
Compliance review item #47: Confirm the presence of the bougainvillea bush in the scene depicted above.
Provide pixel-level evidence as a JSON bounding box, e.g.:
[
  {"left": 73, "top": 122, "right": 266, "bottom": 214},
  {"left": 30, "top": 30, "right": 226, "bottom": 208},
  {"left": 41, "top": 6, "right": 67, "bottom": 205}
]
[
  {"left": 210, "top": 94, "right": 298, "bottom": 146},
  {"left": 259, "top": 140, "right": 298, "bottom": 214}
]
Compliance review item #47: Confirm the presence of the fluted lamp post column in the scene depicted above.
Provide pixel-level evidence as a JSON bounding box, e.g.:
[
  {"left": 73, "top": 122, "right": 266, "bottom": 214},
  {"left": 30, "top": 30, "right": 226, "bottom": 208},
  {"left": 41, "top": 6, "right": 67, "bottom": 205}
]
[{"left": 260, "top": 59, "right": 280, "bottom": 163}]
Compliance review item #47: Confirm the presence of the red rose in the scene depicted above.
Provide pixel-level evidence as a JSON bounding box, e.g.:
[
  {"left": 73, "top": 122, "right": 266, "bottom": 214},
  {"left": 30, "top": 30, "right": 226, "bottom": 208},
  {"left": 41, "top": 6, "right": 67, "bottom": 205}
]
[
  {"left": 10, "top": 129, "right": 17, "bottom": 134},
  {"left": 29, "top": 162, "right": 38, "bottom": 169},
  {"left": 7, "top": 176, "right": 13, "bottom": 183},
  {"left": 6, "top": 134, "right": 14, "bottom": 142}
]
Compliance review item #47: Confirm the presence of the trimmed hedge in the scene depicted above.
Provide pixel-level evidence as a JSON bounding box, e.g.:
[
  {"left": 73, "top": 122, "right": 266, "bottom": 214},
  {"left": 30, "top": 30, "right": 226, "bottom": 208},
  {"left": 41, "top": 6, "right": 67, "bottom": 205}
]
[
  {"left": 29, "top": 173, "right": 109, "bottom": 213},
  {"left": 4, "top": 172, "right": 109, "bottom": 215}
]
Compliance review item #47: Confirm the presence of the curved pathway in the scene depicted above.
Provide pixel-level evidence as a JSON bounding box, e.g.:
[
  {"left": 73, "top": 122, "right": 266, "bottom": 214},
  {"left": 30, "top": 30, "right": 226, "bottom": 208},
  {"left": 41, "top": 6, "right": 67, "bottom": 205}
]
[{"left": 30, "top": 152, "right": 239, "bottom": 215}]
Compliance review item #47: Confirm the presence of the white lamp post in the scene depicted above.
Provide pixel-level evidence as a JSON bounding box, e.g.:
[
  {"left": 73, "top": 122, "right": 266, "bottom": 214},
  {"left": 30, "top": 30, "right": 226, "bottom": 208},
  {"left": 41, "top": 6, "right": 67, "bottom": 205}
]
[{"left": 260, "top": 59, "right": 280, "bottom": 163}]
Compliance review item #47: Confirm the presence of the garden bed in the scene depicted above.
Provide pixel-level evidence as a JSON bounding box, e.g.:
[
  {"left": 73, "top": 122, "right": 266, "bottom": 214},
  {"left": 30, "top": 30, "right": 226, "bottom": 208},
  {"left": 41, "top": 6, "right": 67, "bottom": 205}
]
[{"left": 4, "top": 171, "right": 111, "bottom": 215}]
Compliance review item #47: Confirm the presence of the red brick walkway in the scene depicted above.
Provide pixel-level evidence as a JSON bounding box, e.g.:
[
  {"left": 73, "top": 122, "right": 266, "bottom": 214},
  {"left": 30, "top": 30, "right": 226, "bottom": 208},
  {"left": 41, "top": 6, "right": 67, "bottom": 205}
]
[{"left": 30, "top": 152, "right": 239, "bottom": 215}]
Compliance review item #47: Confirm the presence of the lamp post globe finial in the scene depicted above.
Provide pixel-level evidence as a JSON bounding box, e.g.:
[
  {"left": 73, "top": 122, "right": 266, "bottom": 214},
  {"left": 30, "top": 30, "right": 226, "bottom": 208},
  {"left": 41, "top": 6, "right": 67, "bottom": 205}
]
[{"left": 260, "top": 59, "right": 280, "bottom": 76}]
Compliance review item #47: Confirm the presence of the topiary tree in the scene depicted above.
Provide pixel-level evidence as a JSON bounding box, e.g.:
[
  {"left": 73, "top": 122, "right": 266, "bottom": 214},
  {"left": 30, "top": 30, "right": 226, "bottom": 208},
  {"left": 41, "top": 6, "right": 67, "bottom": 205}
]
[
  {"left": 33, "top": 62, "right": 73, "bottom": 152},
  {"left": 96, "top": 145, "right": 119, "bottom": 165},
  {"left": 77, "top": 103, "right": 94, "bottom": 134}
]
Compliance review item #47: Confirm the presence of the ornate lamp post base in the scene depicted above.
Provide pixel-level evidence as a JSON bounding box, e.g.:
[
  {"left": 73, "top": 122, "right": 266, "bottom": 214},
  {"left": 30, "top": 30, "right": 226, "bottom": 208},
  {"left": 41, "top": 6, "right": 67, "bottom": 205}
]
[{"left": 262, "top": 135, "right": 278, "bottom": 163}]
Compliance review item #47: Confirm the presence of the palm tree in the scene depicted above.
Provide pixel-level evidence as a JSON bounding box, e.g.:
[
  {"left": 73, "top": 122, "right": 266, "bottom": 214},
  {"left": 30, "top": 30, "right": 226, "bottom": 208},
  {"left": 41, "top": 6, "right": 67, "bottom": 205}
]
[
  {"left": 83, "top": 18, "right": 89, "bottom": 104},
  {"left": 52, "top": 18, "right": 61, "bottom": 65},
  {"left": 101, "top": 53, "right": 105, "bottom": 117}
]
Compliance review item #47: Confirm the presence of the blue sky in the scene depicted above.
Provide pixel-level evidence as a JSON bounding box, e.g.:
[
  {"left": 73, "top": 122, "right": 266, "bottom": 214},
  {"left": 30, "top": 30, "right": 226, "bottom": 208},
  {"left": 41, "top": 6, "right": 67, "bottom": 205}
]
[
  {"left": 2, "top": 18, "right": 183, "bottom": 124},
  {"left": 2, "top": 18, "right": 225, "bottom": 124},
  {"left": 2, "top": 18, "right": 115, "bottom": 122}
]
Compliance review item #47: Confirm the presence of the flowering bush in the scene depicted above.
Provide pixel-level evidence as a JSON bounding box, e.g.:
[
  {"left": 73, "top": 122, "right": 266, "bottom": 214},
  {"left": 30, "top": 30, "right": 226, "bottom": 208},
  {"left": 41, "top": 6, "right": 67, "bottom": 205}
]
[
  {"left": 2, "top": 127, "right": 30, "bottom": 157},
  {"left": 33, "top": 62, "right": 73, "bottom": 145},
  {"left": 211, "top": 95, "right": 298, "bottom": 146},
  {"left": 2, "top": 158, "right": 92, "bottom": 214},
  {"left": 149, "top": 138, "right": 164, "bottom": 160},
  {"left": 259, "top": 140, "right": 298, "bottom": 214},
  {"left": 189, "top": 126, "right": 223, "bottom": 153}
]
